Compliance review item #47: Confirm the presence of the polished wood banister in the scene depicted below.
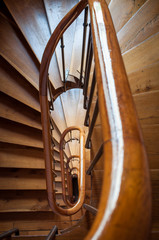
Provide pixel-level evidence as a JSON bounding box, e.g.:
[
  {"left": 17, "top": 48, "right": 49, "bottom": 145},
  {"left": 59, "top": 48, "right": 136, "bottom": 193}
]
[
  {"left": 60, "top": 127, "right": 85, "bottom": 208},
  {"left": 84, "top": 0, "right": 152, "bottom": 239},
  {"left": 39, "top": 0, "right": 87, "bottom": 216}
]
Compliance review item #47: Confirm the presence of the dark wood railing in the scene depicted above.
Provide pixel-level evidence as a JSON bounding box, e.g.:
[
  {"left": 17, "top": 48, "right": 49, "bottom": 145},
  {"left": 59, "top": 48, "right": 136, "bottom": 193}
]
[{"left": 39, "top": 0, "right": 151, "bottom": 238}]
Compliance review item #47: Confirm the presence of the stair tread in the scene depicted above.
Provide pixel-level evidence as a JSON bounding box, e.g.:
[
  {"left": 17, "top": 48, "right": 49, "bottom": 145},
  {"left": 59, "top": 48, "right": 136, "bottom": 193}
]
[
  {"left": 0, "top": 13, "right": 39, "bottom": 90},
  {"left": 4, "top": 0, "right": 63, "bottom": 90},
  {"left": 0, "top": 118, "right": 43, "bottom": 148},
  {"left": 0, "top": 92, "right": 41, "bottom": 130},
  {"left": 0, "top": 56, "right": 40, "bottom": 112}
]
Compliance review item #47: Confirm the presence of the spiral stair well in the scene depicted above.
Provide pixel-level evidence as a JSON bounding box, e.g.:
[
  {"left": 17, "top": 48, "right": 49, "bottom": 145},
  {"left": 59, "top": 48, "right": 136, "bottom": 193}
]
[{"left": 0, "top": 0, "right": 159, "bottom": 239}]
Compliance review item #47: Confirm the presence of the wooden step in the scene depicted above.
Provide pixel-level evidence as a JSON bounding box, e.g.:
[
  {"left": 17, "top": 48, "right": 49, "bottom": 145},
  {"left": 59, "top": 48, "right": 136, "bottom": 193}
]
[
  {"left": 0, "top": 211, "right": 83, "bottom": 233},
  {"left": 0, "top": 190, "right": 66, "bottom": 213},
  {"left": 4, "top": 0, "right": 62, "bottom": 90},
  {"left": 0, "top": 168, "right": 46, "bottom": 190},
  {"left": 0, "top": 56, "right": 40, "bottom": 112},
  {"left": 4, "top": 0, "right": 50, "bottom": 62},
  {"left": 0, "top": 118, "right": 43, "bottom": 148},
  {"left": 0, "top": 92, "right": 41, "bottom": 130},
  {"left": 12, "top": 236, "right": 47, "bottom": 240},
  {"left": 128, "top": 61, "right": 159, "bottom": 95},
  {"left": 109, "top": 0, "right": 146, "bottom": 33},
  {"left": 0, "top": 143, "right": 44, "bottom": 169},
  {"left": 118, "top": 0, "right": 159, "bottom": 53},
  {"left": 123, "top": 32, "right": 159, "bottom": 74},
  {"left": 0, "top": 13, "right": 39, "bottom": 90}
]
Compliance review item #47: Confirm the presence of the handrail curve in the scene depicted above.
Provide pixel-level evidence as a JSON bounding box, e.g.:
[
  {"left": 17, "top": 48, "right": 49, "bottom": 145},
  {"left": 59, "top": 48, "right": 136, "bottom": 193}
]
[
  {"left": 84, "top": 0, "right": 152, "bottom": 239},
  {"left": 39, "top": 0, "right": 152, "bottom": 237},
  {"left": 39, "top": 0, "right": 87, "bottom": 216},
  {"left": 60, "top": 127, "right": 85, "bottom": 208}
]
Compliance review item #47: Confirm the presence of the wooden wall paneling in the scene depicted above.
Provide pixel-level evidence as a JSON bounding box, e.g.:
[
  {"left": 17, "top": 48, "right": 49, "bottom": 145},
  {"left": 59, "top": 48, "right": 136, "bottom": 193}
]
[
  {"left": 134, "top": 90, "right": 159, "bottom": 125},
  {"left": 0, "top": 56, "right": 40, "bottom": 112},
  {"left": 90, "top": 125, "right": 104, "bottom": 171},
  {"left": 118, "top": 0, "right": 159, "bottom": 53},
  {"left": 142, "top": 124, "right": 159, "bottom": 169},
  {"left": 0, "top": 143, "right": 44, "bottom": 169},
  {"left": 0, "top": 92, "right": 41, "bottom": 130},
  {"left": 109, "top": 0, "right": 146, "bottom": 33},
  {"left": 123, "top": 32, "right": 159, "bottom": 74},
  {"left": 128, "top": 61, "right": 159, "bottom": 95},
  {"left": 91, "top": 170, "right": 103, "bottom": 208},
  {"left": 151, "top": 170, "right": 159, "bottom": 230},
  {"left": 0, "top": 118, "right": 43, "bottom": 148},
  {"left": 0, "top": 14, "right": 39, "bottom": 90}
]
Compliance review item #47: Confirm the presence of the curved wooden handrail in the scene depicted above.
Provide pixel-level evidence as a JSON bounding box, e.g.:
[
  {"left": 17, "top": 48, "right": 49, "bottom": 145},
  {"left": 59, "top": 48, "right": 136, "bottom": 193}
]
[
  {"left": 39, "top": 0, "right": 87, "bottom": 216},
  {"left": 84, "top": 0, "right": 152, "bottom": 239},
  {"left": 39, "top": 0, "right": 151, "bottom": 236},
  {"left": 60, "top": 127, "right": 85, "bottom": 208}
]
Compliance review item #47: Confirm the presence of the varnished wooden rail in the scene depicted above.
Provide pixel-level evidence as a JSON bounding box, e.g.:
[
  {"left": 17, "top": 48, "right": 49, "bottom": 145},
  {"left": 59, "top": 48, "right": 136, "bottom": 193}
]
[
  {"left": 60, "top": 127, "right": 85, "bottom": 208},
  {"left": 84, "top": 0, "right": 152, "bottom": 239},
  {"left": 39, "top": 0, "right": 87, "bottom": 215},
  {"left": 39, "top": 0, "right": 151, "bottom": 237}
]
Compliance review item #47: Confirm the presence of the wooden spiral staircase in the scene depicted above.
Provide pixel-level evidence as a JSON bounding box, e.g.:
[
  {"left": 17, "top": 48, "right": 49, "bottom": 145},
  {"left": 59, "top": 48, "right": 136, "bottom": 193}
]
[{"left": 0, "top": 0, "right": 159, "bottom": 239}]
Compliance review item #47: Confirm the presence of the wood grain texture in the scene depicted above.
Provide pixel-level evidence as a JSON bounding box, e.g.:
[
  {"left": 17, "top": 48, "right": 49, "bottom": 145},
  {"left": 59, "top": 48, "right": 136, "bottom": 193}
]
[
  {"left": 0, "top": 92, "right": 41, "bottom": 130},
  {"left": 0, "top": 143, "right": 44, "bottom": 169},
  {"left": 4, "top": 0, "right": 50, "bottom": 62},
  {"left": 0, "top": 118, "right": 43, "bottom": 148},
  {"left": 123, "top": 32, "right": 159, "bottom": 73},
  {"left": 118, "top": 0, "right": 159, "bottom": 53},
  {"left": 128, "top": 62, "right": 159, "bottom": 95},
  {"left": 109, "top": 0, "right": 146, "bottom": 33},
  {"left": 4, "top": 0, "right": 63, "bottom": 89},
  {"left": 0, "top": 56, "right": 40, "bottom": 112},
  {"left": 134, "top": 90, "right": 159, "bottom": 125},
  {"left": 0, "top": 168, "right": 46, "bottom": 190},
  {"left": 86, "top": 0, "right": 151, "bottom": 239},
  {"left": 0, "top": 14, "right": 39, "bottom": 90},
  {"left": 0, "top": 211, "right": 83, "bottom": 233}
]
